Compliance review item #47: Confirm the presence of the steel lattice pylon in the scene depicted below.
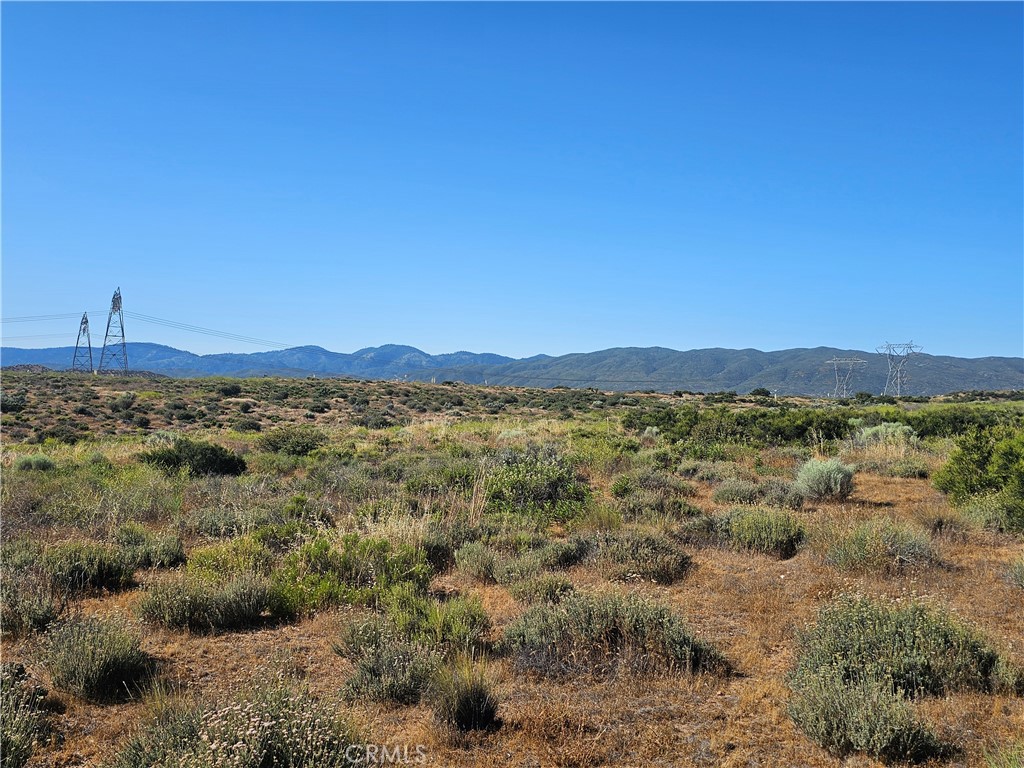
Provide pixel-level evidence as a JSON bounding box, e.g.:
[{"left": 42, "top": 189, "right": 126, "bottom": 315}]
[
  {"left": 828, "top": 356, "right": 867, "bottom": 398},
  {"left": 98, "top": 288, "right": 128, "bottom": 374},
  {"left": 876, "top": 341, "right": 921, "bottom": 396},
  {"left": 72, "top": 312, "right": 94, "bottom": 373}
]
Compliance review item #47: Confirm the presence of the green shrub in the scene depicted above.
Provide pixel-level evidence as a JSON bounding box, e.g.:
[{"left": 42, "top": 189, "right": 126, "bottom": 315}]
[
  {"left": 42, "top": 541, "right": 135, "bottom": 593},
  {"left": 454, "top": 541, "right": 496, "bottom": 582},
  {"left": 721, "top": 507, "right": 805, "bottom": 559},
  {"left": 1, "top": 663, "right": 49, "bottom": 768},
  {"left": 855, "top": 422, "right": 919, "bottom": 447},
  {"left": 140, "top": 437, "right": 246, "bottom": 476},
  {"left": 961, "top": 493, "right": 1016, "bottom": 532},
  {"left": 334, "top": 619, "right": 439, "bottom": 704},
  {"left": 257, "top": 424, "right": 328, "bottom": 456},
  {"left": 114, "top": 523, "right": 185, "bottom": 569},
  {"left": 794, "top": 459, "right": 855, "bottom": 501},
  {"left": 787, "top": 593, "right": 1016, "bottom": 761},
  {"left": 422, "top": 516, "right": 479, "bottom": 573},
  {"left": 0, "top": 568, "right": 64, "bottom": 635},
  {"left": 382, "top": 584, "right": 490, "bottom": 653},
  {"left": 14, "top": 455, "right": 55, "bottom": 472},
  {"left": 485, "top": 445, "right": 590, "bottom": 520},
  {"left": 431, "top": 659, "right": 501, "bottom": 733},
  {"left": 788, "top": 670, "right": 943, "bottom": 762},
  {"left": 934, "top": 427, "right": 1024, "bottom": 531},
  {"left": 492, "top": 552, "right": 543, "bottom": 586},
  {"left": 187, "top": 537, "right": 274, "bottom": 578},
  {"left": 138, "top": 573, "right": 287, "bottom": 632},
  {"left": 757, "top": 478, "right": 805, "bottom": 510},
  {"left": 272, "top": 535, "right": 430, "bottom": 614},
  {"left": 536, "top": 536, "right": 593, "bottom": 569},
  {"left": 507, "top": 575, "right": 575, "bottom": 604},
  {"left": 44, "top": 616, "right": 152, "bottom": 702},
  {"left": 104, "top": 676, "right": 359, "bottom": 768},
  {"left": 712, "top": 478, "right": 761, "bottom": 505},
  {"left": 794, "top": 594, "right": 1011, "bottom": 698},
  {"left": 815, "top": 518, "right": 934, "bottom": 574},
  {"left": 595, "top": 531, "right": 691, "bottom": 584},
  {"left": 500, "top": 591, "right": 724, "bottom": 677}
]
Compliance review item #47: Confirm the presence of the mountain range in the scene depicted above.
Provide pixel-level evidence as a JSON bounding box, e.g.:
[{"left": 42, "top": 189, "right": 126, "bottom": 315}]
[{"left": 2, "top": 342, "right": 1021, "bottom": 396}]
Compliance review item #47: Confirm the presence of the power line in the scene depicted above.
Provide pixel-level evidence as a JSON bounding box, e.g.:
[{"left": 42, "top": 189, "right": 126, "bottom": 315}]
[
  {"left": 2, "top": 312, "right": 103, "bottom": 323},
  {"left": 123, "top": 312, "right": 293, "bottom": 348},
  {"left": 1, "top": 310, "right": 293, "bottom": 349}
]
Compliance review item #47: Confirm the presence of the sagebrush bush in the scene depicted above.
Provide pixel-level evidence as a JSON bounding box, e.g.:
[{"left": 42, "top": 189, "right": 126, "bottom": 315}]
[
  {"left": 454, "top": 542, "right": 496, "bottom": 582},
  {"left": 712, "top": 478, "right": 761, "bottom": 505},
  {"left": 721, "top": 507, "right": 805, "bottom": 559},
  {"left": 492, "top": 552, "right": 543, "bottom": 586},
  {"left": 500, "top": 591, "right": 724, "bottom": 677},
  {"left": 595, "top": 531, "right": 691, "bottom": 584},
  {"left": 1, "top": 566, "right": 65, "bottom": 635},
  {"left": 787, "top": 592, "right": 1018, "bottom": 762},
  {"left": 431, "top": 659, "right": 501, "bottom": 733},
  {"left": 187, "top": 537, "right": 275, "bottom": 578},
  {"left": 42, "top": 541, "right": 135, "bottom": 594},
  {"left": 114, "top": 523, "right": 185, "bottom": 569},
  {"left": 794, "top": 459, "right": 855, "bottom": 501},
  {"left": 788, "top": 670, "right": 943, "bottom": 762},
  {"left": 536, "top": 536, "right": 593, "bottom": 569},
  {"left": 507, "top": 574, "right": 575, "bottom": 604},
  {"left": 14, "top": 455, "right": 55, "bottom": 472},
  {"left": 1008, "top": 557, "right": 1024, "bottom": 590},
  {"left": 1, "top": 663, "right": 49, "bottom": 768},
  {"left": 138, "top": 573, "right": 287, "bottom": 632},
  {"left": 44, "top": 615, "right": 152, "bottom": 702},
  {"left": 334, "top": 619, "right": 439, "bottom": 704},
  {"left": 140, "top": 437, "right": 246, "bottom": 476},
  {"left": 794, "top": 594, "right": 1011, "bottom": 698},
  {"left": 382, "top": 583, "right": 490, "bottom": 653},
  {"left": 814, "top": 518, "right": 935, "bottom": 573}
]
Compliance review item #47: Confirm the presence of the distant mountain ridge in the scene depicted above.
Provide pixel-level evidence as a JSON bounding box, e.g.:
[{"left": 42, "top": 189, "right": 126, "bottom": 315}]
[{"left": 2, "top": 342, "right": 1021, "bottom": 396}]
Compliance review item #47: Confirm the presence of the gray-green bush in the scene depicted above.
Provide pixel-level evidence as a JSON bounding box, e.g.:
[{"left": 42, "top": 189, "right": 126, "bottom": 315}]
[
  {"left": 795, "top": 458, "right": 855, "bottom": 501},
  {"left": 44, "top": 615, "right": 153, "bottom": 702},
  {"left": 500, "top": 591, "right": 724, "bottom": 677},
  {"left": 720, "top": 507, "right": 805, "bottom": 559},
  {"left": 814, "top": 518, "right": 935, "bottom": 573}
]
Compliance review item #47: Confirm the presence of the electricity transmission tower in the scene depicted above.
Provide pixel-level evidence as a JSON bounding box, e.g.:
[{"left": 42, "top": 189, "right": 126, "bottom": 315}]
[
  {"left": 829, "top": 356, "right": 867, "bottom": 398},
  {"left": 72, "top": 313, "right": 94, "bottom": 373},
  {"left": 876, "top": 341, "right": 921, "bottom": 396},
  {"left": 98, "top": 288, "right": 128, "bottom": 374}
]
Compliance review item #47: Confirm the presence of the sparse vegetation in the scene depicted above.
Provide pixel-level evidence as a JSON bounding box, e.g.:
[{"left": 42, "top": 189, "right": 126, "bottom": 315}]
[{"left": 1, "top": 371, "right": 1020, "bottom": 766}]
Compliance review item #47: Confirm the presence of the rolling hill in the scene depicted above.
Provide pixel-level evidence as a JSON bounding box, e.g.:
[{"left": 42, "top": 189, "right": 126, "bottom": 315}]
[{"left": 2, "top": 342, "right": 1020, "bottom": 396}]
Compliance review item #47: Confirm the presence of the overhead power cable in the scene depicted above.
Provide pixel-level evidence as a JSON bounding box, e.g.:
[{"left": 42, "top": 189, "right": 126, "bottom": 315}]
[{"left": 122, "top": 312, "right": 293, "bottom": 348}]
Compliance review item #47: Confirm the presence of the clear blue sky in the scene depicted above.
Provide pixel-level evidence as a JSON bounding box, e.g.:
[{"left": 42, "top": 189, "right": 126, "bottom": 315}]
[{"left": 3, "top": 2, "right": 1022, "bottom": 359}]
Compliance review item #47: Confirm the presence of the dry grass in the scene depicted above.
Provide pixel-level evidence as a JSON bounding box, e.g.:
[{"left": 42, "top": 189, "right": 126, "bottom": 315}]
[{"left": 2, "top": 374, "right": 1021, "bottom": 768}]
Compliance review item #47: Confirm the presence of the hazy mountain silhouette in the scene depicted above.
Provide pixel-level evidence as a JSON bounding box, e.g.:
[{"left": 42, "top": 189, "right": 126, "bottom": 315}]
[{"left": 2, "top": 342, "right": 1021, "bottom": 395}]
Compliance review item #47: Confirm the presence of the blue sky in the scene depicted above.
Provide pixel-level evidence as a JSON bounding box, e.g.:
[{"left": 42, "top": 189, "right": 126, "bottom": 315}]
[{"left": 3, "top": 2, "right": 1021, "bottom": 359}]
